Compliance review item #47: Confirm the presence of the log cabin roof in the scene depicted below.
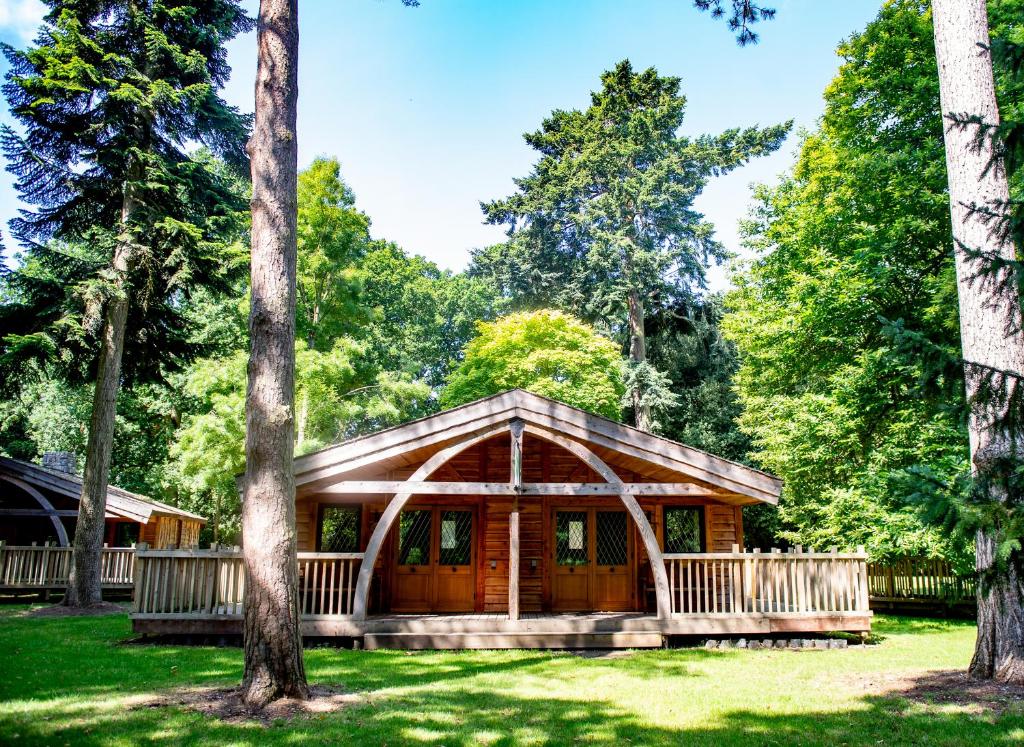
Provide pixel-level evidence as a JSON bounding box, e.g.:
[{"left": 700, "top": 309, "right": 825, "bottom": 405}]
[
  {"left": 0, "top": 456, "right": 206, "bottom": 524},
  {"left": 292, "top": 389, "right": 782, "bottom": 505}
]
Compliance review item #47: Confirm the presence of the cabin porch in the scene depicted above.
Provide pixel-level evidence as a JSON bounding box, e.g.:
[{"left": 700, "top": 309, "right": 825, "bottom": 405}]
[{"left": 129, "top": 546, "right": 872, "bottom": 648}]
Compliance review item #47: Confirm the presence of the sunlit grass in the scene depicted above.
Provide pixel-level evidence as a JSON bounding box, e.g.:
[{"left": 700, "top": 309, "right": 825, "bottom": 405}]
[{"left": 0, "top": 608, "right": 1019, "bottom": 746}]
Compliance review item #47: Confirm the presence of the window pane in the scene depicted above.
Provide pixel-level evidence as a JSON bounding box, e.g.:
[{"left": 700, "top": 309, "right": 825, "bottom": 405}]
[
  {"left": 556, "top": 511, "right": 589, "bottom": 566},
  {"left": 664, "top": 507, "right": 703, "bottom": 553},
  {"left": 319, "top": 506, "right": 360, "bottom": 552},
  {"left": 398, "top": 510, "right": 432, "bottom": 565},
  {"left": 438, "top": 510, "right": 472, "bottom": 566},
  {"left": 596, "top": 511, "right": 627, "bottom": 566}
]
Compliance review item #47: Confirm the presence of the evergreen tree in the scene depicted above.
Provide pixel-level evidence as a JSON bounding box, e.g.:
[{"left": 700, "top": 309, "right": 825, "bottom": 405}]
[
  {"left": 0, "top": 0, "right": 252, "bottom": 606},
  {"left": 476, "top": 60, "right": 789, "bottom": 432}
]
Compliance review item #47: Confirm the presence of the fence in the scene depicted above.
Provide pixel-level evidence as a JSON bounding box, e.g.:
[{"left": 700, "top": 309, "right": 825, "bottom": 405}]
[
  {"left": 867, "top": 557, "right": 974, "bottom": 606},
  {"left": 663, "top": 546, "right": 869, "bottom": 616},
  {"left": 0, "top": 543, "right": 135, "bottom": 589},
  {"left": 132, "top": 546, "right": 364, "bottom": 617}
]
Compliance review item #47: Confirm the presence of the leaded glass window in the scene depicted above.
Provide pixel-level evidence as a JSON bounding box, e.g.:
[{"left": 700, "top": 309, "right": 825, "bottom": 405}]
[
  {"left": 664, "top": 507, "right": 704, "bottom": 553},
  {"left": 596, "top": 511, "right": 627, "bottom": 566},
  {"left": 556, "top": 511, "right": 589, "bottom": 566},
  {"left": 319, "top": 506, "right": 360, "bottom": 552},
  {"left": 398, "top": 510, "right": 432, "bottom": 565},
  {"left": 438, "top": 510, "right": 472, "bottom": 566}
]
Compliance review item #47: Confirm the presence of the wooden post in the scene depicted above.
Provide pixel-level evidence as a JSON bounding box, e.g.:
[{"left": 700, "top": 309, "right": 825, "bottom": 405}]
[
  {"left": 508, "top": 418, "right": 524, "bottom": 621},
  {"left": 133, "top": 542, "right": 148, "bottom": 612}
]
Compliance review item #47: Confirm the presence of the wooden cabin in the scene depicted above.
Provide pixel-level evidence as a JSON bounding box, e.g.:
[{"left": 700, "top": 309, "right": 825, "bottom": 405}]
[
  {"left": 0, "top": 454, "right": 205, "bottom": 549},
  {"left": 131, "top": 390, "right": 871, "bottom": 648}
]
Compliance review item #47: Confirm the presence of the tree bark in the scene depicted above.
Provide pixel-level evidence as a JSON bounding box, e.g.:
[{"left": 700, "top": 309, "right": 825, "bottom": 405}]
[
  {"left": 627, "top": 288, "right": 652, "bottom": 431},
  {"left": 240, "top": 0, "right": 308, "bottom": 708},
  {"left": 932, "top": 0, "right": 1024, "bottom": 684},
  {"left": 64, "top": 197, "right": 134, "bottom": 607}
]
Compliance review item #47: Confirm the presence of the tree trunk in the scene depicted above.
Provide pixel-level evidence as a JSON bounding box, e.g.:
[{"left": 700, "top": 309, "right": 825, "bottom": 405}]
[
  {"left": 932, "top": 0, "right": 1024, "bottom": 684},
  {"left": 627, "top": 288, "right": 652, "bottom": 431},
  {"left": 64, "top": 198, "right": 133, "bottom": 607},
  {"left": 240, "top": 0, "right": 307, "bottom": 708}
]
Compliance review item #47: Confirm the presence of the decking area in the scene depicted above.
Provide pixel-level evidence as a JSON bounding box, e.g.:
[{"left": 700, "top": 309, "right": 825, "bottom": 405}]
[{"left": 130, "top": 545, "right": 872, "bottom": 648}]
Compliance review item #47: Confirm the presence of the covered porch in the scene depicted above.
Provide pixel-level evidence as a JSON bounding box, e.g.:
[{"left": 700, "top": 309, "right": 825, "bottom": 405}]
[{"left": 130, "top": 391, "right": 871, "bottom": 647}]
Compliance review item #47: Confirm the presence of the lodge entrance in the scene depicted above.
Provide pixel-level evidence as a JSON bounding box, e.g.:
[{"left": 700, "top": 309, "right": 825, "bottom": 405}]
[
  {"left": 551, "top": 508, "right": 634, "bottom": 612},
  {"left": 392, "top": 507, "right": 475, "bottom": 612}
]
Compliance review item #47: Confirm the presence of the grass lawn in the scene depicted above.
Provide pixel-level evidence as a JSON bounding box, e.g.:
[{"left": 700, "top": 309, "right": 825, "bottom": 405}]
[{"left": 0, "top": 607, "right": 1021, "bottom": 746}]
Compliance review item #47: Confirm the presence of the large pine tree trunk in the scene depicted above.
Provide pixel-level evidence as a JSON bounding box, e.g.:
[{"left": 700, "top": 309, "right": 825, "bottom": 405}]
[
  {"left": 64, "top": 198, "right": 134, "bottom": 608},
  {"left": 627, "top": 288, "right": 652, "bottom": 431},
  {"left": 932, "top": 0, "right": 1024, "bottom": 684},
  {"left": 240, "top": 0, "right": 308, "bottom": 708}
]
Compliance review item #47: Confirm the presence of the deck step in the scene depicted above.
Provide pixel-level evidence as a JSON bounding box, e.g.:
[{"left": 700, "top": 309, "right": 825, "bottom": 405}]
[{"left": 362, "top": 631, "right": 664, "bottom": 650}]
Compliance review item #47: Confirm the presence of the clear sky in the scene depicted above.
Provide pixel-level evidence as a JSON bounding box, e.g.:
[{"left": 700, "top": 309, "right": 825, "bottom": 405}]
[{"left": 0, "top": 0, "right": 883, "bottom": 290}]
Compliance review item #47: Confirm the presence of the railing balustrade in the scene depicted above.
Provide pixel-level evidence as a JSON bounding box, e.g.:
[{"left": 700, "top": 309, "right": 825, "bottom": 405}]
[
  {"left": 133, "top": 547, "right": 364, "bottom": 617},
  {"left": 663, "top": 546, "right": 870, "bottom": 616},
  {"left": 867, "top": 557, "right": 974, "bottom": 604},
  {"left": 0, "top": 543, "right": 135, "bottom": 588}
]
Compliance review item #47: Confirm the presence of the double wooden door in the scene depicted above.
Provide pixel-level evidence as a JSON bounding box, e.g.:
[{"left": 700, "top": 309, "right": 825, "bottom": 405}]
[
  {"left": 392, "top": 507, "right": 475, "bottom": 612},
  {"left": 551, "top": 508, "right": 633, "bottom": 612}
]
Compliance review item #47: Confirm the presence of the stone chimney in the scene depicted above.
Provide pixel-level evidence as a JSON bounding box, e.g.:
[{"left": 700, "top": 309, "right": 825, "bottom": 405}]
[{"left": 41, "top": 451, "right": 78, "bottom": 475}]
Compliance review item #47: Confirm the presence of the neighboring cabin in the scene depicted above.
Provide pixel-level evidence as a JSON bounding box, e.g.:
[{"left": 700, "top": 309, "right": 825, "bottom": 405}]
[{"left": 0, "top": 453, "right": 205, "bottom": 549}]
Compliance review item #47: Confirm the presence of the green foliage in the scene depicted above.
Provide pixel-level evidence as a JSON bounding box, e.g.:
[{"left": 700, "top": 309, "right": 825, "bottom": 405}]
[
  {"left": 171, "top": 340, "right": 430, "bottom": 541},
  {"left": 474, "top": 60, "right": 789, "bottom": 424},
  {"left": 441, "top": 310, "right": 625, "bottom": 420},
  {"left": 0, "top": 1, "right": 252, "bottom": 384},
  {"left": 359, "top": 241, "right": 504, "bottom": 389},
  {"left": 296, "top": 157, "right": 371, "bottom": 350},
  {"left": 693, "top": 1, "right": 776, "bottom": 46},
  {"left": 723, "top": 0, "right": 1024, "bottom": 565}
]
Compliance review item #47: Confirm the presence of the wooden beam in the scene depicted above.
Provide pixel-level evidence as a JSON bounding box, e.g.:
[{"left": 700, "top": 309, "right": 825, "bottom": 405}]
[
  {"left": 316, "top": 481, "right": 724, "bottom": 497},
  {"left": 0, "top": 475, "right": 70, "bottom": 546},
  {"left": 509, "top": 509, "right": 520, "bottom": 621},
  {"left": 0, "top": 509, "right": 80, "bottom": 517}
]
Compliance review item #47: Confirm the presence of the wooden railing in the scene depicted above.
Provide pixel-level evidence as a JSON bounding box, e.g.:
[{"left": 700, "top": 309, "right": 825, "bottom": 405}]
[
  {"left": 133, "top": 547, "right": 364, "bottom": 617},
  {"left": 867, "top": 557, "right": 974, "bottom": 604},
  {"left": 663, "top": 547, "right": 870, "bottom": 616},
  {"left": 0, "top": 543, "right": 135, "bottom": 589}
]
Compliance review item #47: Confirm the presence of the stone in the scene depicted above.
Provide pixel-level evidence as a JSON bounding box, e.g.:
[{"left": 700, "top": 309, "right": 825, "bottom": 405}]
[
  {"left": 736, "top": 639, "right": 748, "bottom": 649},
  {"left": 705, "top": 639, "right": 718, "bottom": 650}
]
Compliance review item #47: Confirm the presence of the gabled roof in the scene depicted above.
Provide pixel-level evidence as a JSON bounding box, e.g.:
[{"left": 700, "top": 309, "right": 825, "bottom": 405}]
[
  {"left": 293, "top": 389, "right": 782, "bottom": 505},
  {"left": 0, "top": 456, "right": 206, "bottom": 524}
]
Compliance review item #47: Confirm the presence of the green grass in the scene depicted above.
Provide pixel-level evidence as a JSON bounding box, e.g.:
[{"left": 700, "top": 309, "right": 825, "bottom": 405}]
[{"left": 0, "top": 607, "right": 1020, "bottom": 746}]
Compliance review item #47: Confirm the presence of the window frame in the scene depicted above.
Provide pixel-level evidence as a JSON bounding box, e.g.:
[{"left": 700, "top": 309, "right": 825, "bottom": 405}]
[
  {"left": 662, "top": 505, "right": 706, "bottom": 554},
  {"left": 316, "top": 504, "right": 362, "bottom": 553}
]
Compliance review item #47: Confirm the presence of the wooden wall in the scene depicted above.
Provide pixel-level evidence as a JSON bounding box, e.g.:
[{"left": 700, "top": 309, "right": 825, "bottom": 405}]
[
  {"left": 300, "top": 432, "right": 747, "bottom": 614},
  {"left": 140, "top": 515, "right": 203, "bottom": 549}
]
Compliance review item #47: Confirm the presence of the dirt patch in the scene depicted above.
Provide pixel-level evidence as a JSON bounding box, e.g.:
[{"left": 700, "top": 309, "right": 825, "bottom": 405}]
[
  {"left": 25, "top": 601, "right": 128, "bottom": 618},
  {"left": 838, "top": 669, "right": 1024, "bottom": 716},
  {"left": 143, "top": 685, "right": 365, "bottom": 726}
]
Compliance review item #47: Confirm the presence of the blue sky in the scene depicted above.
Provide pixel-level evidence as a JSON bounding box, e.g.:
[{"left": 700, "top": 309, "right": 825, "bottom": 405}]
[{"left": 0, "top": 0, "right": 883, "bottom": 290}]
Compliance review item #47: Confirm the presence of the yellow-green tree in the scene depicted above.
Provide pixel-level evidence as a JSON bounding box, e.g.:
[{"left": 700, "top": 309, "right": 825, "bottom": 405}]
[{"left": 441, "top": 310, "right": 625, "bottom": 420}]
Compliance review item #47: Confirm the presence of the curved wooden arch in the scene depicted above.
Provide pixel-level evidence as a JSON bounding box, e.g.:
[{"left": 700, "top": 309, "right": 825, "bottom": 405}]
[
  {"left": 352, "top": 423, "right": 510, "bottom": 619},
  {"left": 0, "top": 474, "right": 71, "bottom": 546},
  {"left": 350, "top": 419, "right": 673, "bottom": 620},
  {"left": 522, "top": 424, "right": 671, "bottom": 620}
]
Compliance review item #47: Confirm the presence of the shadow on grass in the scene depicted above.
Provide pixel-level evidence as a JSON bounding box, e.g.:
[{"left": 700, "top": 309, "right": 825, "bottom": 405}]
[{"left": 2, "top": 672, "right": 1022, "bottom": 747}]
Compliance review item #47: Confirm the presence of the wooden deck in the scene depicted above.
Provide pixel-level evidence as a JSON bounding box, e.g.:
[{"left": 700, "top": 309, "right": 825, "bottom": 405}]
[
  {"left": 131, "top": 610, "right": 871, "bottom": 647},
  {"left": 128, "top": 546, "right": 871, "bottom": 647}
]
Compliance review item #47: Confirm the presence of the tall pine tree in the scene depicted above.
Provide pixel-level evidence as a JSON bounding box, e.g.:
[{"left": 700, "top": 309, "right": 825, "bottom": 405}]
[
  {"left": 476, "top": 60, "right": 789, "bottom": 431},
  {"left": 0, "top": 0, "right": 252, "bottom": 606}
]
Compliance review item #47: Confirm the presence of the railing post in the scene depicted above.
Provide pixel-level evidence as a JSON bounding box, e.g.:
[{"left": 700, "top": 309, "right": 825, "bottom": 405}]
[
  {"left": 0, "top": 541, "right": 5, "bottom": 586},
  {"left": 133, "top": 543, "right": 148, "bottom": 612}
]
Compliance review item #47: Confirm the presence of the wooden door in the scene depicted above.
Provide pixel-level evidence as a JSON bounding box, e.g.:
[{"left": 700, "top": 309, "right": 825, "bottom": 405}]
[
  {"left": 552, "top": 510, "right": 590, "bottom": 611},
  {"left": 393, "top": 507, "right": 475, "bottom": 613},
  {"left": 551, "top": 508, "right": 633, "bottom": 612},
  {"left": 593, "top": 510, "right": 632, "bottom": 611},
  {"left": 434, "top": 509, "right": 474, "bottom": 611}
]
